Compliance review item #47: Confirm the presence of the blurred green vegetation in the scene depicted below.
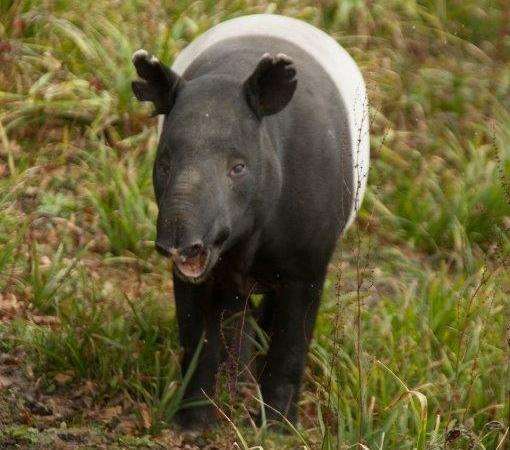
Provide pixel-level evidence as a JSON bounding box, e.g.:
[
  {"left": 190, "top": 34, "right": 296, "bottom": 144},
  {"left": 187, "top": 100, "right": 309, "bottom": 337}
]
[{"left": 0, "top": 0, "right": 509, "bottom": 448}]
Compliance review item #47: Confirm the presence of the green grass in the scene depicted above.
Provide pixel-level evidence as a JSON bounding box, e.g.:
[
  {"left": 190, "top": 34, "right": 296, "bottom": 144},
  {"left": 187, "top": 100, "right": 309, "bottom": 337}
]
[{"left": 1, "top": 0, "right": 509, "bottom": 448}]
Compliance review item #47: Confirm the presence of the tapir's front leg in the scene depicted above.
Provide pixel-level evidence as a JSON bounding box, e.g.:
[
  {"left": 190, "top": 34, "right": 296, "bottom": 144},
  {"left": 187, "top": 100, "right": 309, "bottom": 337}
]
[
  {"left": 259, "top": 277, "right": 324, "bottom": 425},
  {"left": 173, "top": 274, "right": 250, "bottom": 429},
  {"left": 173, "top": 274, "right": 218, "bottom": 428}
]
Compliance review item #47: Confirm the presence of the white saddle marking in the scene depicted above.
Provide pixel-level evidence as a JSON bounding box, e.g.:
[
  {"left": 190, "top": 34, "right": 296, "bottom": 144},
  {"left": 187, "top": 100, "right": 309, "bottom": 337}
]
[{"left": 160, "top": 14, "right": 369, "bottom": 230}]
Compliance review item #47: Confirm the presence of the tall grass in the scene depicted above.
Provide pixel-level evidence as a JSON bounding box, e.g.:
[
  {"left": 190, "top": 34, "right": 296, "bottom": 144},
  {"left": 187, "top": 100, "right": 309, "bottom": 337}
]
[{"left": 0, "top": 0, "right": 509, "bottom": 447}]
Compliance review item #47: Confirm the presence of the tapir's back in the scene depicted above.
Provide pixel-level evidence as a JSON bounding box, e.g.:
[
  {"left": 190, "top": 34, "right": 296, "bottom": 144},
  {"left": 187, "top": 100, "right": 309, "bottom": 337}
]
[{"left": 170, "top": 14, "right": 369, "bottom": 233}]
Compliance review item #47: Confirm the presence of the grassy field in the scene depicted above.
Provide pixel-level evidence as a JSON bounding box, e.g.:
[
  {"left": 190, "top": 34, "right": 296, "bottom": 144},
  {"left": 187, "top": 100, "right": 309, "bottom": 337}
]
[{"left": 0, "top": 0, "right": 509, "bottom": 448}]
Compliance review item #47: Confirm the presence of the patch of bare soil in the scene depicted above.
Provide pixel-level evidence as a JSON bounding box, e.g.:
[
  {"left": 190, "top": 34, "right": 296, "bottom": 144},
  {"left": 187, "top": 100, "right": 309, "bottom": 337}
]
[{"left": 0, "top": 346, "right": 224, "bottom": 449}]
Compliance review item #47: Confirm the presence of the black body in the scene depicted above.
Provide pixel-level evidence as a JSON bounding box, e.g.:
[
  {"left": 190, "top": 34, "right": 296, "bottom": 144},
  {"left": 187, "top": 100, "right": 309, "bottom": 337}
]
[{"left": 132, "top": 34, "right": 353, "bottom": 428}]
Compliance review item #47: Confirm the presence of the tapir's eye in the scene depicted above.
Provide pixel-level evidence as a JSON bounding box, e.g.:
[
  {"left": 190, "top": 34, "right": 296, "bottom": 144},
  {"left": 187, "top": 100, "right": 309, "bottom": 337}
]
[
  {"left": 155, "top": 155, "right": 170, "bottom": 173},
  {"left": 158, "top": 160, "right": 171, "bottom": 177},
  {"left": 229, "top": 163, "right": 247, "bottom": 178}
]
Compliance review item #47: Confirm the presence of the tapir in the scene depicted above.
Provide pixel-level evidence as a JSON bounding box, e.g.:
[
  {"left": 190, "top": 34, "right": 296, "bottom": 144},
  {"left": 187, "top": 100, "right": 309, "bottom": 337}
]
[{"left": 131, "top": 14, "right": 369, "bottom": 429}]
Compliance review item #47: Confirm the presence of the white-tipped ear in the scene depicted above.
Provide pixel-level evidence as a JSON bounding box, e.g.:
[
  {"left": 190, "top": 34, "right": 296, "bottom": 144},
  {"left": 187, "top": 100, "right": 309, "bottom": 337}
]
[
  {"left": 132, "top": 48, "right": 149, "bottom": 62},
  {"left": 243, "top": 53, "right": 297, "bottom": 119},
  {"left": 131, "top": 49, "right": 184, "bottom": 115}
]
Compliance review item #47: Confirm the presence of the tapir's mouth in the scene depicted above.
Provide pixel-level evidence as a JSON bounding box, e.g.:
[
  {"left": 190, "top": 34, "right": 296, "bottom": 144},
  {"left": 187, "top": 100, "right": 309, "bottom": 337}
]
[
  {"left": 171, "top": 247, "right": 219, "bottom": 284},
  {"left": 173, "top": 248, "right": 209, "bottom": 279}
]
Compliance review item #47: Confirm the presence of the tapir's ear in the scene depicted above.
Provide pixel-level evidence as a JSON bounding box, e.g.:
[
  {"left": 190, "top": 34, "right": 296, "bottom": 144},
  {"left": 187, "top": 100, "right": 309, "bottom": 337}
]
[
  {"left": 131, "top": 49, "right": 183, "bottom": 115},
  {"left": 243, "top": 53, "right": 297, "bottom": 119}
]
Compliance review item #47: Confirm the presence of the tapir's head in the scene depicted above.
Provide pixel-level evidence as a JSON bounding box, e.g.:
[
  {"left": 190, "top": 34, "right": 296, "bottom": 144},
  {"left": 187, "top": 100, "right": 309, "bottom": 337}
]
[{"left": 131, "top": 49, "right": 297, "bottom": 283}]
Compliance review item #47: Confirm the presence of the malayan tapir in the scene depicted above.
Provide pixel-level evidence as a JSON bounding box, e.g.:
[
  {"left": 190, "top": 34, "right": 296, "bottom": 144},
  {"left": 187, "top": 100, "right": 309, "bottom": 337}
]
[{"left": 131, "top": 14, "right": 369, "bottom": 429}]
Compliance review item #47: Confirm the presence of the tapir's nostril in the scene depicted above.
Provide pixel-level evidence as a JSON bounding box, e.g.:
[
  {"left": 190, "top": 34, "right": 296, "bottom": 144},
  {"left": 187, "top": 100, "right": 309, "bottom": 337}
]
[
  {"left": 214, "top": 227, "right": 230, "bottom": 246},
  {"left": 155, "top": 240, "right": 171, "bottom": 257},
  {"left": 178, "top": 242, "right": 205, "bottom": 259}
]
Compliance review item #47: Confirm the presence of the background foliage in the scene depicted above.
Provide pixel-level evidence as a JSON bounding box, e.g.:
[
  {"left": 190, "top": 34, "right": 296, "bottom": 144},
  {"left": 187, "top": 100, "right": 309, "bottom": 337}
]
[{"left": 0, "top": 0, "right": 509, "bottom": 448}]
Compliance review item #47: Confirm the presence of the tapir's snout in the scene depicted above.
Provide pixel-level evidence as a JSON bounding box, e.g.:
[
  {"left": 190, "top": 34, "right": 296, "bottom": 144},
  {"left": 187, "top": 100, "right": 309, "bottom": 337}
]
[
  {"left": 154, "top": 238, "right": 172, "bottom": 257},
  {"left": 158, "top": 239, "right": 211, "bottom": 281},
  {"left": 155, "top": 210, "right": 231, "bottom": 283},
  {"left": 153, "top": 160, "right": 235, "bottom": 283}
]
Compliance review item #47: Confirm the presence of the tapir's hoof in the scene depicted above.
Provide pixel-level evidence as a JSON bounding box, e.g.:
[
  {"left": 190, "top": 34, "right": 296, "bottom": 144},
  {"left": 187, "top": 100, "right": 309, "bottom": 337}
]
[
  {"left": 174, "top": 406, "right": 218, "bottom": 431},
  {"left": 251, "top": 408, "right": 297, "bottom": 434}
]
